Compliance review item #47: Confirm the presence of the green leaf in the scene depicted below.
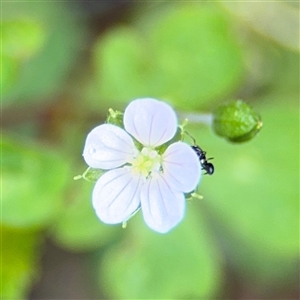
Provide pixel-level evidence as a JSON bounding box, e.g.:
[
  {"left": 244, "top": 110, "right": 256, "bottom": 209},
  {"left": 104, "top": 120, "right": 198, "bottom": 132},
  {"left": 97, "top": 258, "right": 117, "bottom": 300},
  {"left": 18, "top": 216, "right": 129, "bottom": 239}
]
[
  {"left": 196, "top": 94, "right": 299, "bottom": 286},
  {"left": 92, "top": 4, "right": 244, "bottom": 110},
  {"left": 149, "top": 4, "right": 245, "bottom": 109},
  {"left": 99, "top": 209, "right": 221, "bottom": 299},
  {"left": 2, "top": 2, "right": 86, "bottom": 106},
  {"left": 2, "top": 136, "right": 69, "bottom": 228},
  {"left": 51, "top": 180, "right": 119, "bottom": 252},
  {"left": 94, "top": 26, "right": 151, "bottom": 105},
  {"left": 1, "top": 226, "right": 41, "bottom": 299},
  {"left": 1, "top": 54, "right": 19, "bottom": 96},
  {"left": 1, "top": 19, "right": 46, "bottom": 59},
  {"left": 212, "top": 100, "right": 263, "bottom": 143}
]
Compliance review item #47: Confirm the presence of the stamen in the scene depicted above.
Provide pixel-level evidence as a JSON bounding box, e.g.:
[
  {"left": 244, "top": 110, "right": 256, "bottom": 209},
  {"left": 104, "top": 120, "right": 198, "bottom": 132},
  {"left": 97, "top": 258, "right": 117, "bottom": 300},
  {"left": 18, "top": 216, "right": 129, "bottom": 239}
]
[{"left": 131, "top": 147, "right": 162, "bottom": 178}]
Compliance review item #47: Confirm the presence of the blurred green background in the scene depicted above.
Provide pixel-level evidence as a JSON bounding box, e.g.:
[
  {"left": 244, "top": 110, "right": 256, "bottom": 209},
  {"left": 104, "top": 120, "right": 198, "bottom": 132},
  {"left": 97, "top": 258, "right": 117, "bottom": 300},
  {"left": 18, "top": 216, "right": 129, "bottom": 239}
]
[{"left": 1, "top": 1, "right": 299, "bottom": 299}]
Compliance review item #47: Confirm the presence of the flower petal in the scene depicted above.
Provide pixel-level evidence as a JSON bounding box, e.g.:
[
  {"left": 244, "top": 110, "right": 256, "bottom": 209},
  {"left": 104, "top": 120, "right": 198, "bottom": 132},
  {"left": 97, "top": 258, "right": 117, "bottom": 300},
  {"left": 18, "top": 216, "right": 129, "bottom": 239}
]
[
  {"left": 124, "top": 98, "right": 178, "bottom": 147},
  {"left": 83, "top": 124, "right": 138, "bottom": 169},
  {"left": 140, "top": 173, "right": 185, "bottom": 233},
  {"left": 92, "top": 167, "right": 142, "bottom": 224},
  {"left": 162, "top": 142, "right": 201, "bottom": 193}
]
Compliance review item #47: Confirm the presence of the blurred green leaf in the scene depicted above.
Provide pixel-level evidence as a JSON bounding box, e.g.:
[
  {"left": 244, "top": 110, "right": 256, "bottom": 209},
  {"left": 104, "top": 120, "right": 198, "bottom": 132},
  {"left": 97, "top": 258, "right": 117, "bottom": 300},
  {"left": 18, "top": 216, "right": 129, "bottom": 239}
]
[
  {"left": 149, "top": 4, "right": 244, "bottom": 109},
  {"left": 92, "top": 4, "right": 244, "bottom": 110},
  {"left": 1, "top": 53, "right": 19, "bottom": 96},
  {"left": 51, "top": 180, "right": 119, "bottom": 252},
  {"left": 1, "top": 226, "right": 41, "bottom": 299},
  {"left": 99, "top": 209, "right": 221, "bottom": 298},
  {"left": 2, "top": 19, "right": 46, "bottom": 59},
  {"left": 2, "top": 2, "right": 86, "bottom": 106},
  {"left": 270, "top": 50, "right": 300, "bottom": 94},
  {"left": 94, "top": 26, "right": 150, "bottom": 100},
  {"left": 2, "top": 136, "right": 70, "bottom": 228},
  {"left": 192, "top": 93, "right": 298, "bottom": 286}
]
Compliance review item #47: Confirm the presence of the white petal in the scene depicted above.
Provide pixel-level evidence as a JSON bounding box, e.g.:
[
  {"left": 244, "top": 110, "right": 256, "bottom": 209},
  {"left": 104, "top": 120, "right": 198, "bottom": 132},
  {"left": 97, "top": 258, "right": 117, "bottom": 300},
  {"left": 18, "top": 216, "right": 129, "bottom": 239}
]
[
  {"left": 140, "top": 173, "right": 185, "bottom": 233},
  {"left": 92, "top": 167, "right": 142, "bottom": 224},
  {"left": 83, "top": 124, "right": 138, "bottom": 169},
  {"left": 162, "top": 142, "right": 201, "bottom": 193},
  {"left": 124, "top": 98, "right": 178, "bottom": 147}
]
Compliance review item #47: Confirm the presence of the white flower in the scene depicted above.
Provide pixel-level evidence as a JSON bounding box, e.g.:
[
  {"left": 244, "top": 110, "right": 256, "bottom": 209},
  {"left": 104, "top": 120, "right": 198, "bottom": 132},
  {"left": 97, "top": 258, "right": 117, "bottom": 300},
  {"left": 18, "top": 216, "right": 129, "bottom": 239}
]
[{"left": 83, "top": 98, "right": 201, "bottom": 233}]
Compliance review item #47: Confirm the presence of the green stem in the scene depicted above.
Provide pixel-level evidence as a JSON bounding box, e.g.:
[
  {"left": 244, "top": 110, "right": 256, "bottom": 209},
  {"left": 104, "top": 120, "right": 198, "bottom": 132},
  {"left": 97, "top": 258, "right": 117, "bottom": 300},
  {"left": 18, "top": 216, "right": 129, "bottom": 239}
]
[{"left": 178, "top": 112, "right": 213, "bottom": 126}]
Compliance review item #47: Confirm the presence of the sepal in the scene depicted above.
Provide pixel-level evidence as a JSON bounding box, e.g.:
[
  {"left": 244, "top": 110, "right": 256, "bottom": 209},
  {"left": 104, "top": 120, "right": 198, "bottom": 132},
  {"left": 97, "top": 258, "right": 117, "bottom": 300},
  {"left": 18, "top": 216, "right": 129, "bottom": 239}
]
[
  {"left": 106, "top": 108, "right": 124, "bottom": 127},
  {"left": 74, "top": 167, "right": 105, "bottom": 183}
]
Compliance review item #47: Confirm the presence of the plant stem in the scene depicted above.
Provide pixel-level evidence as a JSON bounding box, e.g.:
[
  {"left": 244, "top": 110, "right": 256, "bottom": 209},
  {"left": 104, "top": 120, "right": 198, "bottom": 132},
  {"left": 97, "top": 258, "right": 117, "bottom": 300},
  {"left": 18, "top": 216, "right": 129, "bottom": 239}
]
[{"left": 178, "top": 112, "right": 213, "bottom": 126}]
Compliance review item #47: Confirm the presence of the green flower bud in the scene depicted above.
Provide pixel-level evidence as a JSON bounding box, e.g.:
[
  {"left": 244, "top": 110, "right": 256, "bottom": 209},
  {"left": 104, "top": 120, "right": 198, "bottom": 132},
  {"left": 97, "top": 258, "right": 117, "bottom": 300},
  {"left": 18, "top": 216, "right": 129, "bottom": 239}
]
[{"left": 212, "top": 100, "right": 263, "bottom": 143}]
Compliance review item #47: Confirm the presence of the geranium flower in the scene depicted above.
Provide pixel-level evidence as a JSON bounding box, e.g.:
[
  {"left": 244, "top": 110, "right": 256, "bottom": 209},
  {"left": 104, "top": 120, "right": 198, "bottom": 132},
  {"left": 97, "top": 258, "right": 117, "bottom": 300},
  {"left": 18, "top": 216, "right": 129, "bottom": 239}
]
[{"left": 83, "top": 98, "right": 201, "bottom": 233}]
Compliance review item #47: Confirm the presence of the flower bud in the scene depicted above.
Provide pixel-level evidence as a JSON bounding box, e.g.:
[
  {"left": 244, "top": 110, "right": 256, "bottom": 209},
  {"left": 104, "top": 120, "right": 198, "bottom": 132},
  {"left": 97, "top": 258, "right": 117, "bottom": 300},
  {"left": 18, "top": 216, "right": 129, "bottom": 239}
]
[{"left": 212, "top": 100, "right": 263, "bottom": 143}]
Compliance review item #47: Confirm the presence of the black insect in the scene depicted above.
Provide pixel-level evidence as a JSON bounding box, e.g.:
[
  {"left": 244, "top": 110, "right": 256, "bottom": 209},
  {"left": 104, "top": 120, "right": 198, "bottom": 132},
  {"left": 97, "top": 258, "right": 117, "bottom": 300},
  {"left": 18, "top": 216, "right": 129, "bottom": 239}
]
[{"left": 185, "top": 132, "right": 214, "bottom": 175}]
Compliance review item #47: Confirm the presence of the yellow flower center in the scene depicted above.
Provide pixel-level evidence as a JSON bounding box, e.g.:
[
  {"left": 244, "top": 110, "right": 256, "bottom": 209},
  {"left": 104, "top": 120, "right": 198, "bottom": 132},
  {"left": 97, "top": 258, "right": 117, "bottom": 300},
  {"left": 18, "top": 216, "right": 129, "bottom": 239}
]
[{"left": 131, "top": 147, "right": 161, "bottom": 178}]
